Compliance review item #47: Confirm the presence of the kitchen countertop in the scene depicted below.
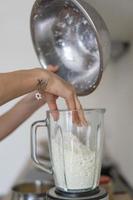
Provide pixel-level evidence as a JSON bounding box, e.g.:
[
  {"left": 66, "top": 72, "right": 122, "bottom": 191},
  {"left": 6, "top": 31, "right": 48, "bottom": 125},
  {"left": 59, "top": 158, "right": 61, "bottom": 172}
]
[
  {"left": 2, "top": 191, "right": 133, "bottom": 200},
  {"left": 114, "top": 193, "right": 132, "bottom": 200}
]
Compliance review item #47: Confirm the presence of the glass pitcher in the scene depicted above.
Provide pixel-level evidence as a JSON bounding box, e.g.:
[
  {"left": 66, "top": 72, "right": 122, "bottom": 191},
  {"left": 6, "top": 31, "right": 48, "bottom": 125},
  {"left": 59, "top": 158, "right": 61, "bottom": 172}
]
[{"left": 31, "top": 109, "right": 105, "bottom": 193}]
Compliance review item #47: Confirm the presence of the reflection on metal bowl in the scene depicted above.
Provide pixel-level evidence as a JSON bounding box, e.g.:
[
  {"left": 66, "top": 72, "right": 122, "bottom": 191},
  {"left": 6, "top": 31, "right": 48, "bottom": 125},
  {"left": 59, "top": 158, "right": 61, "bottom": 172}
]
[
  {"left": 30, "top": 0, "right": 110, "bottom": 96},
  {"left": 11, "top": 181, "right": 54, "bottom": 200}
]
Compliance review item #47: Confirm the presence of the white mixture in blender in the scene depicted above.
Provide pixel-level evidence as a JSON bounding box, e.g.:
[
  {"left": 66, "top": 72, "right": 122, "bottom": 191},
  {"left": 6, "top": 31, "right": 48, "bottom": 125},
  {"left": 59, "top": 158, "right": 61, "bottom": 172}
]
[{"left": 51, "top": 132, "right": 96, "bottom": 191}]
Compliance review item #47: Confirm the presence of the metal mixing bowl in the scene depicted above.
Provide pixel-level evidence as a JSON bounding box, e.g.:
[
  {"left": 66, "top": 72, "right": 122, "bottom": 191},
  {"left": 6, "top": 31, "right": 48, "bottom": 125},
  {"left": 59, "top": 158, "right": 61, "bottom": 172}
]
[
  {"left": 30, "top": 0, "right": 110, "bottom": 96},
  {"left": 11, "top": 181, "right": 54, "bottom": 200}
]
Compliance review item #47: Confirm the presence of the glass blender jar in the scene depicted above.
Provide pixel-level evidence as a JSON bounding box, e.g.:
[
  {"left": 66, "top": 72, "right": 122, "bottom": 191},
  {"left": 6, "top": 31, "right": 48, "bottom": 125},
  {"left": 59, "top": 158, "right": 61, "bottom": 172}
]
[{"left": 31, "top": 109, "right": 108, "bottom": 200}]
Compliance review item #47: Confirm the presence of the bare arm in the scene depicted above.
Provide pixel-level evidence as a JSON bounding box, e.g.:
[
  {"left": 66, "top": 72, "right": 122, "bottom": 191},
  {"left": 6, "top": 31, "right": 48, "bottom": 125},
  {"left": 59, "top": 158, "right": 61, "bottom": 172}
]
[
  {"left": 0, "top": 67, "right": 75, "bottom": 109},
  {"left": 0, "top": 92, "right": 46, "bottom": 141},
  {"left": 0, "top": 68, "right": 47, "bottom": 105},
  {"left": 0, "top": 66, "right": 86, "bottom": 128}
]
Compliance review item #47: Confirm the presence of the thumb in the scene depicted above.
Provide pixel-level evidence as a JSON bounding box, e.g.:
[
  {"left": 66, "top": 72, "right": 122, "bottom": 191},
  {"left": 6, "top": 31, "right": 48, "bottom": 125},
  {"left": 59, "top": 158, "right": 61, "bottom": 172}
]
[{"left": 47, "top": 65, "right": 59, "bottom": 73}]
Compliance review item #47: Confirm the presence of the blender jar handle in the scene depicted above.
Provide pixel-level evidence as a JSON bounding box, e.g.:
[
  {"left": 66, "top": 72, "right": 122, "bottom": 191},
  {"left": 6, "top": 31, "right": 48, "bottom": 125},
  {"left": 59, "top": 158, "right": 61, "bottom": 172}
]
[{"left": 31, "top": 120, "right": 53, "bottom": 175}]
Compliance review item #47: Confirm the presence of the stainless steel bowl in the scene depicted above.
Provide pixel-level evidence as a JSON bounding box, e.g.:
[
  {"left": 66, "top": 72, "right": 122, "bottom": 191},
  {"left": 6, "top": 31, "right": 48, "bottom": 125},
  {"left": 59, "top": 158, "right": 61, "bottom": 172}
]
[
  {"left": 30, "top": 0, "right": 110, "bottom": 96},
  {"left": 11, "top": 181, "right": 54, "bottom": 200}
]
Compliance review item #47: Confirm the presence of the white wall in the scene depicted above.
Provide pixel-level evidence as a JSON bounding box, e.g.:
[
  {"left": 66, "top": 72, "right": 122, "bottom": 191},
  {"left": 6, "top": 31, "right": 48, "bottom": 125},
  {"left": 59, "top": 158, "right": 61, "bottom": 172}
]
[
  {"left": 86, "top": 0, "right": 133, "bottom": 41},
  {"left": 0, "top": 0, "right": 133, "bottom": 195},
  {"left": 0, "top": 0, "right": 43, "bottom": 195}
]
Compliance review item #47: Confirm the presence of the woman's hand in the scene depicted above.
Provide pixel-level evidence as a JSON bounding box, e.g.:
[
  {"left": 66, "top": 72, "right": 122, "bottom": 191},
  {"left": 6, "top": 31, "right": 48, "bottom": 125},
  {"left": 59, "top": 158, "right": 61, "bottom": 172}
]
[
  {"left": 39, "top": 65, "right": 87, "bottom": 125},
  {"left": 0, "top": 65, "right": 87, "bottom": 125}
]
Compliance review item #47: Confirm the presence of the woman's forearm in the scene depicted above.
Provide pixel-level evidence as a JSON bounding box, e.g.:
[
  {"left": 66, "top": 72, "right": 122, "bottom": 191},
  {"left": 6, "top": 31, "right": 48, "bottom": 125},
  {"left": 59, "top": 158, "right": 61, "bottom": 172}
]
[
  {"left": 0, "top": 66, "right": 87, "bottom": 128},
  {"left": 0, "top": 68, "right": 48, "bottom": 106},
  {"left": 0, "top": 92, "right": 46, "bottom": 141}
]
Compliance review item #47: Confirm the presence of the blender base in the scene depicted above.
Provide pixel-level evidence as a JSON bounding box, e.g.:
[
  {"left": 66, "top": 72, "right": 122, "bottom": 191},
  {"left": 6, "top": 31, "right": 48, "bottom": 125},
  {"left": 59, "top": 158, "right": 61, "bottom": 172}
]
[{"left": 46, "top": 187, "right": 109, "bottom": 200}]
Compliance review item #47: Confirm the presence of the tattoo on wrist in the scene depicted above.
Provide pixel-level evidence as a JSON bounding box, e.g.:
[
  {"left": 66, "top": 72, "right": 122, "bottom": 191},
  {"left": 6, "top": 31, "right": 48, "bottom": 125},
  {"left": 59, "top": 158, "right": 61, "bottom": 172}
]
[
  {"left": 37, "top": 79, "right": 49, "bottom": 91},
  {"left": 35, "top": 78, "right": 49, "bottom": 100}
]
